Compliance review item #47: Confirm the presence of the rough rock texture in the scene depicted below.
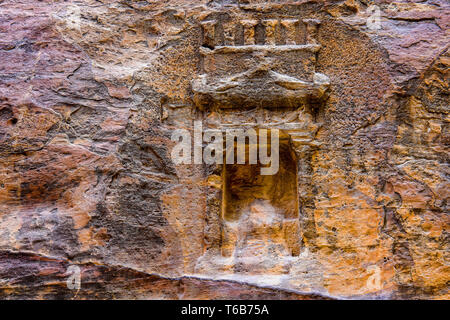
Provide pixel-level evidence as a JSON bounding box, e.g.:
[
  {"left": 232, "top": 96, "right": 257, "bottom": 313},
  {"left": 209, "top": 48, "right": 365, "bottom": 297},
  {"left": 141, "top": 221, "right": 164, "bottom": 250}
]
[{"left": 0, "top": 0, "right": 448, "bottom": 299}]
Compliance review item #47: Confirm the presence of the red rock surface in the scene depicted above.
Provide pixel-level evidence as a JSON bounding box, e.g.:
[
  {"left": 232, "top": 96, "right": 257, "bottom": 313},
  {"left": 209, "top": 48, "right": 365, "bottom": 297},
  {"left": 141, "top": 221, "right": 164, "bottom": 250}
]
[{"left": 0, "top": 0, "right": 448, "bottom": 299}]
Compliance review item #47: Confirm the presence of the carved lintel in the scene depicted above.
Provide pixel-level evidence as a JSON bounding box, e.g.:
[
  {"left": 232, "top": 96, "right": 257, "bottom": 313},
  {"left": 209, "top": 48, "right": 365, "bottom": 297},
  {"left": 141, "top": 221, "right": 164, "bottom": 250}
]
[
  {"left": 191, "top": 67, "right": 330, "bottom": 109},
  {"left": 199, "top": 17, "right": 321, "bottom": 48},
  {"left": 199, "top": 43, "right": 321, "bottom": 55}
]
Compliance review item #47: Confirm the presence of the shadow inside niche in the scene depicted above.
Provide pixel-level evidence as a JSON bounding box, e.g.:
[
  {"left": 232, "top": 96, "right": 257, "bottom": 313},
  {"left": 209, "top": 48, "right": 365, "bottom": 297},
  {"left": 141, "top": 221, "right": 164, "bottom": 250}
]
[{"left": 220, "top": 130, "right": 301, "bottom": 273}]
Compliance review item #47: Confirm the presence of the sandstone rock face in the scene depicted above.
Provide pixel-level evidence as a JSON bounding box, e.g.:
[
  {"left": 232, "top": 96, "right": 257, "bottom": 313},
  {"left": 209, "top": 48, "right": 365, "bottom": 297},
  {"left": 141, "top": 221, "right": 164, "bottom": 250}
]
[{"left": 0, "top": 0, "right": 448, "bottom": 299}]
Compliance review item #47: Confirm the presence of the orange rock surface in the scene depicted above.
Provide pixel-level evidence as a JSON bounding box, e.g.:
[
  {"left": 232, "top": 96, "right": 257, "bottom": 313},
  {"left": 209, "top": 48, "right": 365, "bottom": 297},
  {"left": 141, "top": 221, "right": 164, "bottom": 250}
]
[{"left": 0, "top": 0, "right": 448, "bottom": 299}]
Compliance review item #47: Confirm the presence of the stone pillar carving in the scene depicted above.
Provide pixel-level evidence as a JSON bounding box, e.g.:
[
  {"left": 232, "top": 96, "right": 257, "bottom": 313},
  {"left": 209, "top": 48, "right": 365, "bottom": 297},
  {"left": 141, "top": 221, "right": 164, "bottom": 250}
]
[
  {"left": 222, "top": 21, "right": 236, "bottom": 46},
  {"left": 241, "top": 19, "right": 258, "bottom": 45},
  {"left": 201, "top": 20, "right": 216, "bottom": 48},
  {"left": 262, "top": 19, "right": 278, "bottom": 45},
  {"left": 304, "top": 19, "right": 320, "bottom": 45}
]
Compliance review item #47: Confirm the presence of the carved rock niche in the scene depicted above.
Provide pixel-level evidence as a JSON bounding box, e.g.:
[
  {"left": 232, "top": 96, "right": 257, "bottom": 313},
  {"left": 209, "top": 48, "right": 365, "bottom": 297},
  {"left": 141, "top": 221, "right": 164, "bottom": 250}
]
[
  {"left": 221, "top": 130, "right": 301, "bottom": 273},
  {"left": 193, "top": 13, "right": 330, "bottom": 275}
]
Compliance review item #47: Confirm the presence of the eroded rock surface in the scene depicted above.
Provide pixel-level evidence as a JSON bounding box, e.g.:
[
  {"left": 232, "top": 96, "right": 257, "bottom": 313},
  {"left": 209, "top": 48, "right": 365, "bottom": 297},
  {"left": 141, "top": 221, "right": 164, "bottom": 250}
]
[{"left": 0, "top": 0, "right": 448, "bottom": 299}]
